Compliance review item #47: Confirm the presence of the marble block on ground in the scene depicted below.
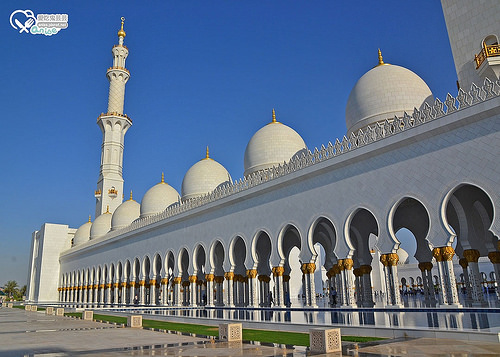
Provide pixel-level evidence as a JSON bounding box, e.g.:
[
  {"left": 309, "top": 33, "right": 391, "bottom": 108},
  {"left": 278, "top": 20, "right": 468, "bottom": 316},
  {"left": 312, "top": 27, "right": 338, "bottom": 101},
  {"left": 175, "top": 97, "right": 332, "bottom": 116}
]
[
  {"left": 25, "top": 305, "right": 31, "bottom": 311},
  {"left": 309, "top": 328, "right": 341, "bottom": 353},
  {"left": 30, "top": 305, "right": 38, "bottom": 312},
  {"left": 127, "top": 315, "right": 142, "bottom": 328},
  {"left": 83, "top": 310, "right": 93, "bottom": 321},
  {"left": 45, "top": 307, "right": 54, "bottom": 315},
  {"left": 219, "top": 323, "right": 242, "bottom": 342},
  {"left": 56, "top": 307, "right": 64, "bottom": 316},
  {"left": 7, "top": 303, "right": 13, "bottom": 308}
]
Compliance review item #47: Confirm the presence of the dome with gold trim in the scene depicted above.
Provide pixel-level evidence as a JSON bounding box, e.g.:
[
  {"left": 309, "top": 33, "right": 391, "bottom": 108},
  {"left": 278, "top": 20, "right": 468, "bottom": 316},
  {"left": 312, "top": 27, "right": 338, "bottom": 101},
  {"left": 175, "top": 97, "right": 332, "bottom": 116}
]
[
  {"left": 90, "top": 207, "right": 112, "bottom": 239},
  {"left": 244, "top": 109, "right": 307, "bottom": 176},
  {"left": 140, "top": 174, "right": 180, "bottom": 218},
  {"left": 345, "top": 50, "right": 433, "bottom": 134},
  {"left": 111, "top": 191, "right": 140, "bottom": 230},
  {"left": 73, "top": 216, "right": 92, "bottom": 246},
  {"left": 181, "top": 147, "right": 232, "bottom": 201}
]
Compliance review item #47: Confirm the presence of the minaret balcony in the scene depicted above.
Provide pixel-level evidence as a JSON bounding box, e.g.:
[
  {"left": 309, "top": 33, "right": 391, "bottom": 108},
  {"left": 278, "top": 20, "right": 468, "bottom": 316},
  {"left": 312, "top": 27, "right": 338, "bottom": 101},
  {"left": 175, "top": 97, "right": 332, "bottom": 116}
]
[
  {"left": 475, "top": 43, "right": 500, "bottom": 80},
  {"left": 108, "top": 188, "right": 118, "bottom": 199},
  {"left": 107, "top": 66, "right": 130, "bottom": 75},
  {"left": 97, "top": 112, "right": 132, "bottom": 123},
  {"left": 94, "top": 189, "right": 101, "bottom": 198}
]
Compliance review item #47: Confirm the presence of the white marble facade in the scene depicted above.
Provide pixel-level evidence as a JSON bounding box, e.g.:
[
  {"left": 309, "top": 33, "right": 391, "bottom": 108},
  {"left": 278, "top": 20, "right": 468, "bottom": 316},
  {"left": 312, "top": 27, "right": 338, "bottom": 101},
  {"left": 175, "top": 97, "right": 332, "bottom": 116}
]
[{"left": 27, "top": 2, "right": 500, "bottom": 309}]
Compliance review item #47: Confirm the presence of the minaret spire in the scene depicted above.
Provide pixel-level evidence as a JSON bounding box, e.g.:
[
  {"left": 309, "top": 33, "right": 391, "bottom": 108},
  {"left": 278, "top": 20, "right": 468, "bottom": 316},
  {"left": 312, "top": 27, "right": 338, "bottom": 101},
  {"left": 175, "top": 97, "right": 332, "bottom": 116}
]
[
  {"left": 377, "top": 48, "right": 389, "bottom": 67},
  {"left": 95, "top": 17, "right": 132, "bottom": 217}
]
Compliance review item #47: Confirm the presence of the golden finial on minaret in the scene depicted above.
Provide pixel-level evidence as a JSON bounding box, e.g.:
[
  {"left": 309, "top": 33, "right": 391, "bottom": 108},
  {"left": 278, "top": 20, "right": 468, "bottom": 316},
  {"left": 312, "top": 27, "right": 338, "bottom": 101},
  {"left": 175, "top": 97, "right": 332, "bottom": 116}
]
[
  {"left": 377, "top": 48, "right": 388, "bottom": 66},
  {"left": 105, "top": 205, "right": 110, "bottom": 214},
  {"left": 129, "top": 190, "right": 133, "bottom": 200},
  {"left": 160, "top": 172, "right": 165, "bottom": 183},
  {"left": 88, "top": 215, "right": 92, "bottom": 223},
  {"left": 272, "top": 108, "right": 277, "bottom": 123},
  {"left": 118, "top": 17, "right": 126, "bottom": 38},
  {"left": 206, "top": 146, "right": 210, "bottom": 159}
]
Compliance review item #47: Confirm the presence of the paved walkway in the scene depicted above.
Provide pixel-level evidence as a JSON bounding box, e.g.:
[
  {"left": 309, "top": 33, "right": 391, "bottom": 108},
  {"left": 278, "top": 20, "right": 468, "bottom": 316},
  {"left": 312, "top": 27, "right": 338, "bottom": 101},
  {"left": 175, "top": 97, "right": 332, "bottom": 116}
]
[{"left": 1, "top": 307, "right": 498, "bottom": 356}]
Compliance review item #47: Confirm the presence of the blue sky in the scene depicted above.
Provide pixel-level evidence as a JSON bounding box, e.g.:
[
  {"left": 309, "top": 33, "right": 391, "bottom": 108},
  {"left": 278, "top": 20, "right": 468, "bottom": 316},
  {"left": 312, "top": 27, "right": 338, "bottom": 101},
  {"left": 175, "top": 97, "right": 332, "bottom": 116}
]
[{"left": 0, "top": 1, "right": 457, "bottom": 286}]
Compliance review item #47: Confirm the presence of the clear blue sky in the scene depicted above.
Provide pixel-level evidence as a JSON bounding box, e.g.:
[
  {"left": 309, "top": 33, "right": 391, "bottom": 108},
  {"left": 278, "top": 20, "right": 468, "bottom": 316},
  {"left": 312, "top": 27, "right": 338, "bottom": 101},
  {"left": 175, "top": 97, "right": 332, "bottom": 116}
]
[{"left": 0, "top": 1, "right": 457, "bottom": 287}]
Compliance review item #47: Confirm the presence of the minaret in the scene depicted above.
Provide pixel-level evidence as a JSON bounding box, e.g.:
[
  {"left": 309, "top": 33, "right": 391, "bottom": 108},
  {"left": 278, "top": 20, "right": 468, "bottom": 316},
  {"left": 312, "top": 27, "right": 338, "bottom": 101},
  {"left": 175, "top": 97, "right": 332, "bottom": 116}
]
[{"left": 94, "top": 17, "right": 132, "bottom": 217}]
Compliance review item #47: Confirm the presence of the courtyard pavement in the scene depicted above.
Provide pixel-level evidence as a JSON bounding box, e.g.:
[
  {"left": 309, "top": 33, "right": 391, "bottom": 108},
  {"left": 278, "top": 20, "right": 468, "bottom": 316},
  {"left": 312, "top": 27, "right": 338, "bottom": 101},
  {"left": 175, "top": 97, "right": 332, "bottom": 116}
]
[{"left": 0, "top": 307, "right": 498, "bottom": 356}]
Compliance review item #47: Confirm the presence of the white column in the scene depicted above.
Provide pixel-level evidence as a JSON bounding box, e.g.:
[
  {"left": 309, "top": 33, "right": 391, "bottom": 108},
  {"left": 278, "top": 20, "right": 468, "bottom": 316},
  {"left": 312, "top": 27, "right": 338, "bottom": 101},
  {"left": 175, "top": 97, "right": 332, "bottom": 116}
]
[
  {"left": 419, "top": 262, "right": 437, "bottom": 307},
  {"left": 272, "top": 267, "right": 285, "bottom": 307},
  {"left": 360, "top": 265, "right": 374, "bottom": 307},
  {"left": 173, "top": 277, "right": 182, "bottom": 306},
  {"left": 488, "top": 251, "right": 500, "bottom": 302},
  {"left": 433, "top": 247, "right": 461, "bottom": 307},
  {"left": 458, "top": 259, "right": 473, "bottom": 306},
  {"left": 189, "top": 276, "right": 197, "bottom": 307},
  {"left": 205, "top": 275, "right": 215, "bottom": 307},
  {"left": 246, "top": 270, "right": 258, "bottom": 307},
  {"left": 301, "top": 263, "right": 317, "bottom": 307},
  {"left": 342, "top": 260, "right": 357, "bottom": 307},
  {"left": 224, "top": 272, "right": 234, "bottom": 307},
  {"left": 464, "top": 249, "right": 487, "bottom": 306}
]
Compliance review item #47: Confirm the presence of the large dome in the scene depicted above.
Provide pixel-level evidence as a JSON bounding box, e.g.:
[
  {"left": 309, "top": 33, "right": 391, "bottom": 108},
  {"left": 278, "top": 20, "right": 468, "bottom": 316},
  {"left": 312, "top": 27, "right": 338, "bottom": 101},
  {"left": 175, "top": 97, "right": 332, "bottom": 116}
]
[
  {"left": 73, "top": 218, "right": 92, "bottom": 246},
  {"left": 181, "top": 148, "right": 232, "bottom": 201},
  {"left": 244, "top": 110, "right": 307, "bottom": 176},
  {"left": 90, "top": 208, "right": 112, "bottom": 240},
  {"left": 140, "top": 174, "right": 180, "bottom": 218},
  {"left": 111, "top": 192, "right": 140, "bottom": 230},
  {"left": 345, "top": 51, "right": 433, "bottom": 134}
]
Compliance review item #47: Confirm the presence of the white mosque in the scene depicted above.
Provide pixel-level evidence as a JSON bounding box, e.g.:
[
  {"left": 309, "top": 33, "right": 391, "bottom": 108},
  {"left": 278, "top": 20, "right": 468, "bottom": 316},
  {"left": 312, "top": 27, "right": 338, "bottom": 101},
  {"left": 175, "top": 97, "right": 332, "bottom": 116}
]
[{"left": 27, "top": 1, "right": 500, "bottom": 310}]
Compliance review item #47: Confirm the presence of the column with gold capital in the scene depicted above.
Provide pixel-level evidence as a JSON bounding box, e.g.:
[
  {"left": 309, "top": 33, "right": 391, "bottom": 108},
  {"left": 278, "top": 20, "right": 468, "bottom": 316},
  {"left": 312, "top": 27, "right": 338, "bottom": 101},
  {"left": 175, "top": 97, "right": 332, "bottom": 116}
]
[
  {"left": 224, "top": 272, "right": 234, "bottom": 307},
  {"left": 172, "top": 277, "right": 182, "bottom": 306},
  {"left": 463, "top": 249, "right": 487, "bottom": 306},
  {"left": 386, "top": 253, "right": 402, "bottom": 306},
  {"left": 188, "top": 275, "right": 198, "bottom": 307},
  {"left": 360, "top": 265, "right": 374, "bottom": 307},
  {"left": 272, "top": 266, "right": 285, "bottom": 307},
  {"left": 205, "top": 274, "right": 215, "bottom": 307},
  {"left": 246, "top": 270, "right": 258, "bottom": 307},
  {"left": 433, "top": 246, "right": 461, "bottom": 306},
  {"left": 488, "top": 250, "right": 500, "bottom": 301},
  {"left": 342, "top": 259, "right": 357, "bottom": 307},
  {"left": 418, "top": 261, "right": 437, "bottom": 306},
  {"left": 300, "top": 263, "right": 317, "bottom": 307}
]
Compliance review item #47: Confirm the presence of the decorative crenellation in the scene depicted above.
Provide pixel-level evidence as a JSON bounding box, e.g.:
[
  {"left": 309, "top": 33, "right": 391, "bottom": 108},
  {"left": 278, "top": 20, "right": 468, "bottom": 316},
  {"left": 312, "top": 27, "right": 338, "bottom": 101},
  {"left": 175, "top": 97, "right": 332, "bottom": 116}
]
[{"left": 79, "top": 78, "right": 500, "bottom": 245}]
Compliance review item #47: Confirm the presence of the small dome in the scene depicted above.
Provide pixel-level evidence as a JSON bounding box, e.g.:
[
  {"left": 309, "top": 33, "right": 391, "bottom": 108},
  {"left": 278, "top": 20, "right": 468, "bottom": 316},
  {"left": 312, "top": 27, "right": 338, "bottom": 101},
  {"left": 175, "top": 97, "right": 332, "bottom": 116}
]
[
  {"left": 90, "top": 208, "right": 112, "bottom": 240},
  {"left": 111, "top": 192, "right": 140, "bottom": 230},
  {"left": 396, "top": 247, "right": 409, "bottom": 265},
  {"left": 140, "top": 174, "right": 180, "bottom": 218},
  {"left": 182, "top": 147, "right": 232, "bottom": 201},
  {"left": 345, "top": 51, "right": 433, "bottom": 134},
  {"left": 244, "top": 110, "right": 307, "bottom": 176},
  {"left": 73, "top": 217, "right": 92, "bottom": 246}
]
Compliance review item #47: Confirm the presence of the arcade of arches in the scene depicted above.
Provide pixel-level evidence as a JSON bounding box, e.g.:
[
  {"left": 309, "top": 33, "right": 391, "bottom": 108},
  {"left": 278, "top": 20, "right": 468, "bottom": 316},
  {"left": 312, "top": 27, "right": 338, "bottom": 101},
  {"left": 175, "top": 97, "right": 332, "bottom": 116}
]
[{"left": 59, "top": 184, "right": 500, "bottom": 309}]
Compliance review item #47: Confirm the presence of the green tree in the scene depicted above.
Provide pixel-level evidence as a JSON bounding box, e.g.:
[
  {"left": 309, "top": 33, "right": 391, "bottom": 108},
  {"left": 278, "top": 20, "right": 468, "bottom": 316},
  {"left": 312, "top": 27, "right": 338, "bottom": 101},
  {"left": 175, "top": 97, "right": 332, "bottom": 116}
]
[
  {"left": 20, "top": 285, "right": 27, "bottom": 297},
  {"left": 4, "top": 281, "right": 18, "bottom": 298}
]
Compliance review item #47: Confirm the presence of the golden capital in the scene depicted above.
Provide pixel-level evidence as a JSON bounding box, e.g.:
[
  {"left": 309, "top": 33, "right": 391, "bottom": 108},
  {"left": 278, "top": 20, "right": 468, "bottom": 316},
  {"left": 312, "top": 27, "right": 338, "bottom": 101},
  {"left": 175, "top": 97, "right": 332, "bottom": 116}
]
[
  {"left": 380, "top": 254, "right": 388, "bottom": 266},
  {"left": 353, "top": 268, "right": 361, "bottom": 277},
  {"left": 214, "top": 276, "right": 225, "bottom": 284},
  {"left": 120, "top": 282, "right": 127, "bottom": 287},
  {"left": 463, "top": 249, "right": 480, "bottom": 263},
  {"left": 173, "top": 277, "right": 182, "bottom": 284},
  {"left": 246, "top": 269, "right": 258, "bottom": 278},
  {"left": 129, "top": 281, "right": 135, "bottom": 287},
  {"left": 188, "top": 275, "right": 197, "bottom": 283},
  {"left": 272, "top": 266, "right": 285, "bottom": 276},
  {"left": 337, "top": 259, "right": 345, "bottom": 271},
  {"left": 301, "top": 263, "right": 316, "bottom": 274},
  {"left": 258, "top": 275, "right": 271, "bottom": 283},
  {"left": 343, "top": 258, "right": 354, "bottom": 270},
  {"left": 149, "top": 279, "right": 156, "bottom": 285},
  {"left": 488, "top": 251, "right": 500, "bottom": 264},
  {"left": 138, "top": 280, "right": 146, "bottom": 286},
  {"left": 283, "top": 274, "right": 290, "bottom": 282},
  {"left": 224, "top": 272, "right": 234, "bottom": 280},
  {"left": 459, "top": 258, "right": 468, "bottom": 269},
  {"left": 386, "top": 253, "right": 399, "bottom": 266},
  {"left": 360, "top": 264, "right": 372, "bottom": 275},
  {"left": 161, "top": 278, "right": 169, "bottom": 284},
  {"left": 205, "top": 274, "right": 215, "bottom": 282},
  {"left": 418, "top": 262, "right": 433, "bottom": 271},
  {"left": 441, "top": 246, "right": 455, "bottom": 261},
  {"left": 432, "top": 247, "right": 443, "bottom": 262},
  {"left": 182, "top": 281, "right": 190, "bottom": 287},
  {"left": 113, "top": 283, "right": 119, "bottom": 288}
]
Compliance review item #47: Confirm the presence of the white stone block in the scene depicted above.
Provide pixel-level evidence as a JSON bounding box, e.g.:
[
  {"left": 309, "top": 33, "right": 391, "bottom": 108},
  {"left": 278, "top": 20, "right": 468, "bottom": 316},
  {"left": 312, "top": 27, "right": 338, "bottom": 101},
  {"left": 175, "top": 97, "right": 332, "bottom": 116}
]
[
  {"left": 83, "top": 310, "right": 93, "bottom": 321},
  {"left": 7, "top": 303, "right": 13, "bottom": 308},
  {"left": 24, "top": 305, "right": 31, "bottom": 311},
  {"left": 219, "top": 323, "right": 242, "bottom": 342},
  {"left": 45, "top": 307, "right": 54, "bottom": 315},
  {"left": 30, "top": 305, "right": 38, "bottom": 312},
  {"left": 56, "top": 308, "right": 64, "bottom": 316},
  {"left": 127, "top": 315, "right": 142, "bottom": 328},
  {"left": 309, "top": 328, "right": 341, "bottom": 353}
]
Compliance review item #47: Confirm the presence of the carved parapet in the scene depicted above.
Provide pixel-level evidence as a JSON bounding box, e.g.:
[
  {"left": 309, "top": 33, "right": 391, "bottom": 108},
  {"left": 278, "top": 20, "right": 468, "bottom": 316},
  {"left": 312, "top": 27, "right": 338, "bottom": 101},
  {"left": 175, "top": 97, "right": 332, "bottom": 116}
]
[
  {"left": 488, "top": 251, "right": 500, "bottom": 264},
  {"left": 463, "top": 249, "right": 480, "bottom": 263},
  {"left": 205, "top": 274, "right": 215, "bottom": 282},
  {"left": 246, "top": 269, "right": 257, "bottom": 279},
  {"left": 272, "top": 266, "right": 285, "bottom": 277},
  {"left": 418, "top": 262, "right": 433, "bottom": 271},
  {"left": 301, "top": 263, "right": 316, "bottom": 274}
]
